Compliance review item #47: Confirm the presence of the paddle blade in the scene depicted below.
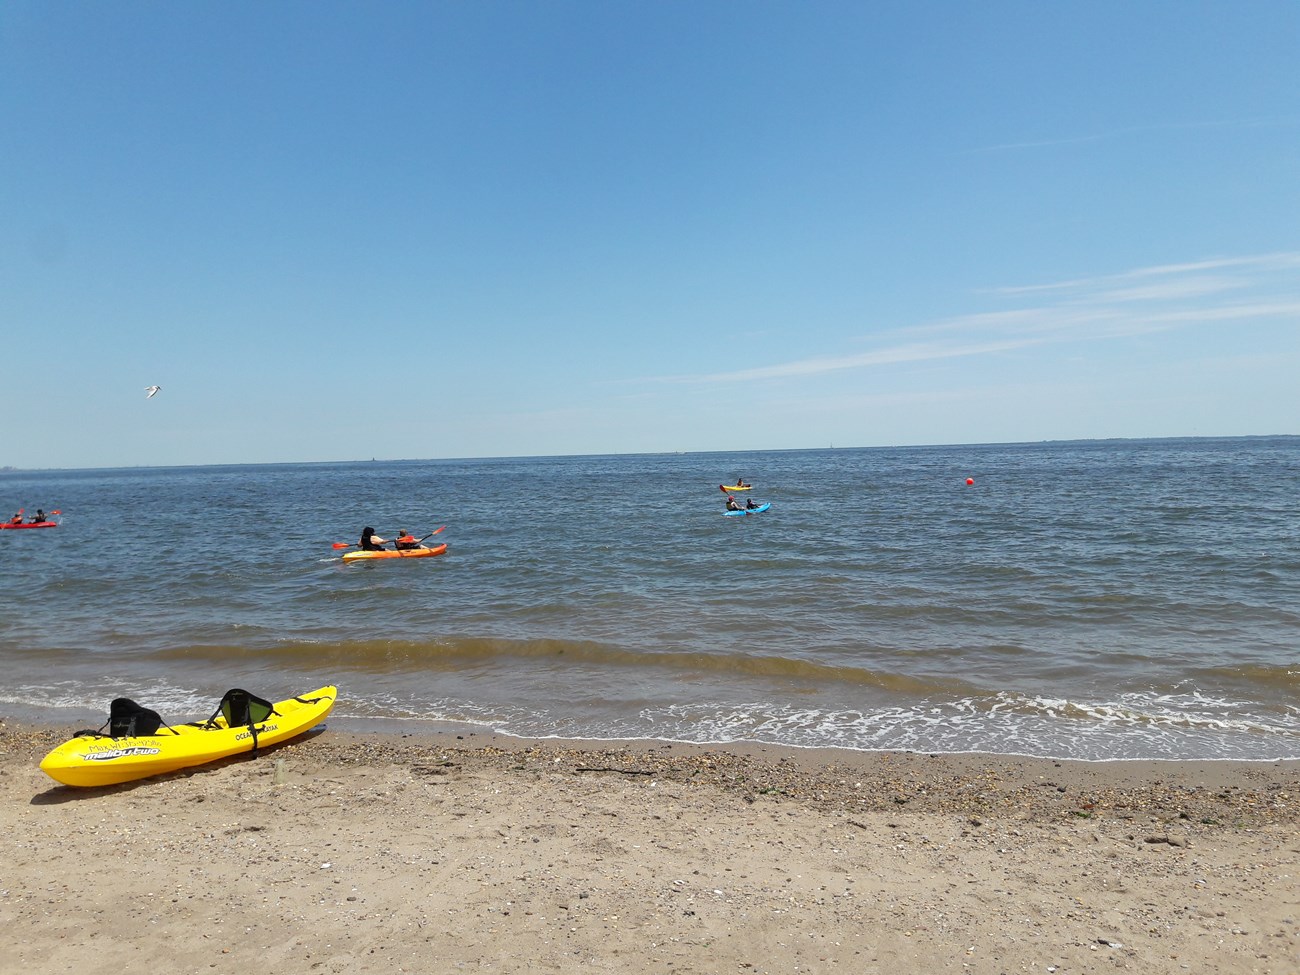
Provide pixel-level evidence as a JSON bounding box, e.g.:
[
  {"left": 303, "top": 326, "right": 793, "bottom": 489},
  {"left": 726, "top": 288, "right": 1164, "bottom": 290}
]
[
  {"left": 50, "top": 510, "right": 61, "bottom": 515},
  {"left": 332, "top": 542, "right": 354, "bottom": 549}
]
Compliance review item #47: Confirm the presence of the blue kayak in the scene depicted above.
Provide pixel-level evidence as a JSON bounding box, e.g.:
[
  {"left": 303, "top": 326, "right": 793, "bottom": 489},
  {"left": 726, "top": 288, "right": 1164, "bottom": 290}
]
[{"left": 724, "top": 503, "right": 770, "bottom": 516}]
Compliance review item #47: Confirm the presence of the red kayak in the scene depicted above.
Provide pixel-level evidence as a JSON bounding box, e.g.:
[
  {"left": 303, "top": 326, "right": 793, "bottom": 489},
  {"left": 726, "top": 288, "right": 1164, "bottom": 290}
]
[{"left": 0, "top": 521, "right": 58, "bottom": 530}]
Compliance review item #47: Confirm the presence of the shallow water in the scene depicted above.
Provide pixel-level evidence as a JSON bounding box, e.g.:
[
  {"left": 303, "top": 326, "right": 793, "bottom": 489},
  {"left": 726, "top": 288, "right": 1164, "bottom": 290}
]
[{"left": 3, "top": 436, "right": 1298, "bottom": 760}]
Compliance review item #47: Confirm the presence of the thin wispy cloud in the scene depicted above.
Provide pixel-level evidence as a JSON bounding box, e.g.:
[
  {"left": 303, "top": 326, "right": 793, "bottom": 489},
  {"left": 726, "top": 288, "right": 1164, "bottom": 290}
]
[
  {"left": 966, "top": 117, "right": 1300, "bottom": 154},
  {"left": 682, "top": 338, "right": 1044, "bottom": 385},
  {"left": 1087, "top": 278, "right": 1245, "bottom": 303},
  {"left": 1145, "top": 301, "right": 1300, "bottom": 325},
  {"left": 993, "top": 252, "right": 1300, "bottom": 296},
  {"left": 643, "top": 252, "right": 1300, "bottom": 386}
]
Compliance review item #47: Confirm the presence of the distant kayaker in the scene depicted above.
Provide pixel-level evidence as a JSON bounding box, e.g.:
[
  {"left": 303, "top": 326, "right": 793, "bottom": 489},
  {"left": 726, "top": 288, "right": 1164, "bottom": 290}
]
[
  {"left": 735, "top": 477, "right": 748, "bottom": 488},
  {"left": 359, "top": 527, "right": 388, "bottom": 551},
  {"left": 394, "top": 530, "right": 418, "bottom": 551},
  {"left": 9, "top": 512, "right": 21, "bottom": 525},
  {"left": 31, "top": 509, "right": 46, "bottom": 523},
  {"left": 745, "top": 498, "right": 759, "bottom": 510},
  {"left": 725, "top": 495, "right": 742, "bottom": 511}
]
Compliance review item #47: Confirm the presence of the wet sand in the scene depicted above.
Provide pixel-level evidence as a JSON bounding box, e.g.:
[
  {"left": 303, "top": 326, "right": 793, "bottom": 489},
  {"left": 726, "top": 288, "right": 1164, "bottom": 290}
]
[{"left": 3, "top": 718, "right": 1297, "bottom": 974}]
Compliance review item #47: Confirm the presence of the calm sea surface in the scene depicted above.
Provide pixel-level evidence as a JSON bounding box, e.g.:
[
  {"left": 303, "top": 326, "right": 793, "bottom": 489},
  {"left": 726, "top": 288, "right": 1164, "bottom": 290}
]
[{"left": 2, "top": 437, "right": 1297, "bottom": 761}]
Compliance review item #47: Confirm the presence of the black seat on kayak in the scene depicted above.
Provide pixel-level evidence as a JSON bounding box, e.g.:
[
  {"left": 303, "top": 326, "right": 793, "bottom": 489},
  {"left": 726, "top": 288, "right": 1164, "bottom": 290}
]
[
  {"left": 72, "top": 697, "right": 168, "bottom": 738},
  {"left": 208, "top": 688, "right": 278, "bottom": 728},
  {"left": 205, "top": 688, "right": 279, "bottom": 754},
  {"left": 110, "top": 698, "right": 164, "bottom": 737}
]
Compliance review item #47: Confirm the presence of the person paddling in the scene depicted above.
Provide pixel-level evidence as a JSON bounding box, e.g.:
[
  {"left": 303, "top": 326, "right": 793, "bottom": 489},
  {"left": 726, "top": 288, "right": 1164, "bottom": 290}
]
[
  {"left": 31, "top": 509, "right": 46, "bottom": 523},
  {"left": 725, "top": 494, "right": 742, "bottom": 511},
  {"left": 359, "top": 526, "right": 388, "bottom": 551},
  {"left": 394, "top": 530, "right": 419, "bottom": 551}
]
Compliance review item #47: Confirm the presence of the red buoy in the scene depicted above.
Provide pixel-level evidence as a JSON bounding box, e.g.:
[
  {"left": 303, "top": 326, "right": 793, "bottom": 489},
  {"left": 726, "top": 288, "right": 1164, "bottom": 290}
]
[{"left": 966, "top": 477, "right": 974, "bottom": 486}]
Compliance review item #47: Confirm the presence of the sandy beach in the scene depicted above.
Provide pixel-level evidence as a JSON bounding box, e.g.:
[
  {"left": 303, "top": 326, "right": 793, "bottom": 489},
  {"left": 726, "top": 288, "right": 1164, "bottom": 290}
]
[{"left": 2, "top": 719, "right": 1296, "bottom": 974}]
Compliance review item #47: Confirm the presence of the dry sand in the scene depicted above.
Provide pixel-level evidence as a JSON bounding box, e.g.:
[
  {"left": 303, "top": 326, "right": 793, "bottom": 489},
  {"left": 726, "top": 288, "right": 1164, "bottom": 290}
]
[{"left": 2, "top": 718, "right": 1297, "bottom": 974}]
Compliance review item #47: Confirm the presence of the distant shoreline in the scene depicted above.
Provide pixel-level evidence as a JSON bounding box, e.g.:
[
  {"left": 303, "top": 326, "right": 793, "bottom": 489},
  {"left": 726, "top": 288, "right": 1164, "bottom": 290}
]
[{"left": 8, "top": 716, "right": 1299, "bottom": 827}]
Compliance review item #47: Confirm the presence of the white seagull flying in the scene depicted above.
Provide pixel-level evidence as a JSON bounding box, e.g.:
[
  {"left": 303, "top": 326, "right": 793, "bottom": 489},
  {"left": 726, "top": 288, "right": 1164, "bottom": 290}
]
[{"left": 145, "top": 385, "right": 161, "bottom": 398}]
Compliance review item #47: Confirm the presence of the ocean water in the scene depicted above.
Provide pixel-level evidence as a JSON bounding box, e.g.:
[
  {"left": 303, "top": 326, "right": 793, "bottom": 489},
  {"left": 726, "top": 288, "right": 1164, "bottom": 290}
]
[{"left": 2, "top": 437, "right": 1297, "bottom": 762}]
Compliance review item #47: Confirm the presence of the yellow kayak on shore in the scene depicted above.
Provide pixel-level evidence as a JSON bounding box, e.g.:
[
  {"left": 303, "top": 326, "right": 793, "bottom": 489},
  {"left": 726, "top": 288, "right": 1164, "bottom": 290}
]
[{"left": 39, "top": 686, "right": 336, "bottom": 787}]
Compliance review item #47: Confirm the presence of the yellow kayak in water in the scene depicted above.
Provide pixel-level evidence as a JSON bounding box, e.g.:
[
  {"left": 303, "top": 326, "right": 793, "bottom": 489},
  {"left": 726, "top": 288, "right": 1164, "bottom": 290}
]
[{"left": 39, "top": 686, "right": 336, "bottom": 787}]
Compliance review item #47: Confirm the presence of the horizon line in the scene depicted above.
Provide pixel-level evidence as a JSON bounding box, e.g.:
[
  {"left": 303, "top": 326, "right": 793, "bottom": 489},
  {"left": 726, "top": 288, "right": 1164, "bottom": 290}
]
[{"left": 5, "top": 432, "right": 1297, "bottom": 474}]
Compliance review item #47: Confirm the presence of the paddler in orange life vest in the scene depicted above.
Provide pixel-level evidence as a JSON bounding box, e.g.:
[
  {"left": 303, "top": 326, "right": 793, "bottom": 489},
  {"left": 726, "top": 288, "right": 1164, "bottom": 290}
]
[
  {"left": 394, "top": 530, "right": 419, "bottom": 551},
  {"left": 359, "top": 526, "right": 388, "bottom": 551}
]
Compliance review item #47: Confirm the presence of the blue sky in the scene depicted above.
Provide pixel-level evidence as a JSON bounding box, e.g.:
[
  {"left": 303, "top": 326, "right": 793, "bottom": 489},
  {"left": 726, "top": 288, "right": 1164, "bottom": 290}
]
[{"left": 2, "top": 1, "right": 1297, "bottom": 469}]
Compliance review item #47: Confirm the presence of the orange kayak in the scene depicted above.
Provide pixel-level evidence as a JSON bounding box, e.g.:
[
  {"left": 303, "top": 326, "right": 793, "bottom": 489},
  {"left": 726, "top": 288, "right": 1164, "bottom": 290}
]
[{"left": 341, "top": 543, "right": 447, "bottom": 563}]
